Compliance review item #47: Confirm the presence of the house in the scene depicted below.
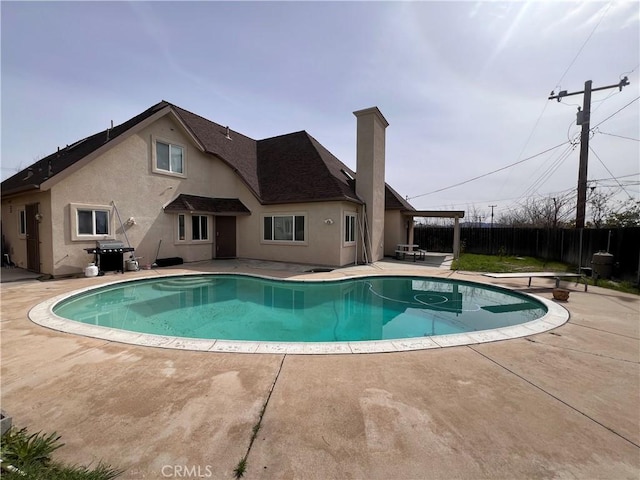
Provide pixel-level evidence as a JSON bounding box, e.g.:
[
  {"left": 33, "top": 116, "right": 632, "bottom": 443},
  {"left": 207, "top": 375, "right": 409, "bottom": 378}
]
[{"left": 1, "top": 101, "right": 461, "bottom": 277}]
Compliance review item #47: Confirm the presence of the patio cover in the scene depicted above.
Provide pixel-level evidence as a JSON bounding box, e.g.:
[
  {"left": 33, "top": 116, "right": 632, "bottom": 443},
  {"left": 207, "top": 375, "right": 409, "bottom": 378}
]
[{"left": 402, "top": 210, "right": 465, "bottom": 259}]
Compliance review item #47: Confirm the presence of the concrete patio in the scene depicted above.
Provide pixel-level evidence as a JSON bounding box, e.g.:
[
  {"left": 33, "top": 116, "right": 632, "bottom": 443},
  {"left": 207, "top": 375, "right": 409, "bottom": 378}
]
[{"left": 1, "top": 260, "right": 638, "bottom": 479}]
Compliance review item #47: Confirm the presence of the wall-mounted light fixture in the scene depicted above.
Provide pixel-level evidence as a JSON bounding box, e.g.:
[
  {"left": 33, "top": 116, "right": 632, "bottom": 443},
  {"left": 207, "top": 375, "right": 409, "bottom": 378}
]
[
  {"left": 324, "top": 218, "right": 334, "bottom": 225},
  {"left": 35, "top": 213, "right": 43, "bottom": 222},
  {"left": 125, "top": 217, "right": 137, "bottom": 226}
]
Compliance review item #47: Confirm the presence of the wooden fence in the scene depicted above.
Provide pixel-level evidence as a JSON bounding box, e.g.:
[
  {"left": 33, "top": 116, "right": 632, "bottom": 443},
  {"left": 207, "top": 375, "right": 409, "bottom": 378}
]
[{"left": 414, "top": 226, "right": 640, "bottom": 281}]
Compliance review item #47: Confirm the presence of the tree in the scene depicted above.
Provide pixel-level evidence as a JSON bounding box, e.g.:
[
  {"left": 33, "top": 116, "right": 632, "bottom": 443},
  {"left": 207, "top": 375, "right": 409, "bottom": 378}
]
[
  {"left": 605, "top": 200, "right": 640, "bottom": 227},
  {"left": 587, "top": 189, "right": 614, "bottom": 229},
  {"left": 497, "top": 193, "right": 572, "bottom": 228}
]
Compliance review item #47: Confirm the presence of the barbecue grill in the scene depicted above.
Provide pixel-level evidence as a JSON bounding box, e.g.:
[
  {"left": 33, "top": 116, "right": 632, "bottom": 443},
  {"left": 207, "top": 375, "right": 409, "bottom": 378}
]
[{"left": 84, "top": 240, "right": 135, "bottom": 274}]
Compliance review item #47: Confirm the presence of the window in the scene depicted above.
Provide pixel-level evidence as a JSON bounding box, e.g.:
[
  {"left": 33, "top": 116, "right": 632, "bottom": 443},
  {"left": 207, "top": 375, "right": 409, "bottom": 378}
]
[
  {"left": 70, "top": 203, "right": 113, "bottom": 241},
  {"left": 192, "top": 215, "right": 208, "bottom": 241},
  {"left": 173, "top": 213, "right": 211, "bottom": 243},
  {"left": 18, "top": 209, "right": 26, "bottom": 236},
  {"left": 345, "top": 214, "right": 356, "bottom": 243},
  {"left": 77, "top": 209, "right": 110, "bottom": 236},
  {"left": 263, "top": 215, "right": 305, "bottom": 242},
  {"left": 155, "top": 140, "right": 184, "bottom": 174},
  {"left": 178, "top": 214, "right": 185, "bottom": 241}
]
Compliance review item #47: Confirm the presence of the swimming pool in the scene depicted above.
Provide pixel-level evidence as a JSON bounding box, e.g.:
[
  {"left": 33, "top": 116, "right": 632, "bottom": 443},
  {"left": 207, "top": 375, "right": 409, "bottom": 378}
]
[{"left": 30, "top": 273, "right": 569, "bottom": 354}]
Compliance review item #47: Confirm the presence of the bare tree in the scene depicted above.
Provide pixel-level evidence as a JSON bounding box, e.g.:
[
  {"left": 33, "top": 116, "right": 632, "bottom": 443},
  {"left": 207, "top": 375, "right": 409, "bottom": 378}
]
[
  {"left": 464, "top": 204, "right": 488, "bottom": 227},
  {"left": 587, "top": 189, "right": 614, "bottom": 229},
  {"left": 498, "top": 193, "right": 573, "bottom": 228}
]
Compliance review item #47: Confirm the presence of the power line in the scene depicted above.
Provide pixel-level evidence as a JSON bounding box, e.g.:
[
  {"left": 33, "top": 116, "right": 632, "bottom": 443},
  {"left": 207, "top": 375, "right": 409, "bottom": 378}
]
[
  {"left": 592, "top": 95, "right": 640, "bottom": 129},
  {"left": 555, "top": 3, "right": 612, "bottom": 88},
  {"left": 496, "top": 101, "right": 552, "bottom": 198},
  {"left": 496, "top": 5, "right": 612, "bottom": 201},
  {"left": 593, "top": 128, "right": 640, "bottom": 142},
  {"left": 549, "top": 77, "right": 632, "bottom": 228},
  {"left": 407, "top": 140, "right": 571, "bottom": 200},
  {"left": 588, "top": 145, "right": 636, "bottom": 201},
  {"left": 419, "top": 174, "right": 639, "bottom": 211},
  {"left": 515, "top": 142, "right": 577, "bottom": 203}
]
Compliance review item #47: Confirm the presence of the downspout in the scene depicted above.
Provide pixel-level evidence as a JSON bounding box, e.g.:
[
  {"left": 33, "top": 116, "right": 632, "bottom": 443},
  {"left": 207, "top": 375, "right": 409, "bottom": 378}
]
[{"left": 354, "top": 207, "right": 359, "bottom": 265}]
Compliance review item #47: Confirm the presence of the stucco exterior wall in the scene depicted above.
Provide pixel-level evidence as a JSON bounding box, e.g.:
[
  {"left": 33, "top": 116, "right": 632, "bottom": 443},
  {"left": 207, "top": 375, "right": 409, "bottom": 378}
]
[
  {"left": 1, "top": 191, "right": 52, "bottom": 273},
  {"left": 384, "top": 211, "right": 408, "bottom": 257},
  {"left": 6, "top": 112, "right": 370, "bottom": 276},
  {"left": 238, "top": 200, "right": 360, "bottom": 267},
  {"left": 47, "top": 113, "right": 261, "bottom": 276}
]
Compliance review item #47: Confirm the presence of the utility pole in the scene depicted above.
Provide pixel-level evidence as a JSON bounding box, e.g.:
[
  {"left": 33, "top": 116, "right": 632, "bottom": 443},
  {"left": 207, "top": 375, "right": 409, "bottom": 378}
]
[{"left": 549, "top": 76, "right": 629, "bottom": 229}]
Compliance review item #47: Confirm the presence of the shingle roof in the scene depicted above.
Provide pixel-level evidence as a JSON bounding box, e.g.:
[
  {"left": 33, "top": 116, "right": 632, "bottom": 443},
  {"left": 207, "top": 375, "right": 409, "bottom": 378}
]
[
  {"left": 170, "top": 105, "right": 261, "bottom": 198},
  {"left": 385, "top": 183, "right": 415, "bottom": 210},
  {"left": 256, "top": 131, "right": 361, "bottom": 204},
  {"left": 164, "top": 194, "right": 250, "bottom": 215},
  {"left": 1, "top": 101, "right": 415, "bottom": 212},
  {"left": 1, "top": 102, "right": 168, "bottom": 195}
]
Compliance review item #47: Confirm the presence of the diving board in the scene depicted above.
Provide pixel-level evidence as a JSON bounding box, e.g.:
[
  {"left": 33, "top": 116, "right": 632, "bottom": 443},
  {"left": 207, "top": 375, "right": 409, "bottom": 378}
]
[{"left": 483, "top": 272, "right": 588, "bottom": 292}]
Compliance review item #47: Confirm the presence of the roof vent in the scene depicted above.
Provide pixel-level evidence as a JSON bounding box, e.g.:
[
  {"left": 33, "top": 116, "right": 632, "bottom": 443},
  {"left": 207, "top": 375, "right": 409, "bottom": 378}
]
[
  {"left": 225, "top": 126, "right": 232, "bottom": 140},
  {"left": 341, "top": 169, "right": 354, "bottom": 181},
  {"left": 106, "top": 120, "right": 113, "bottom": 141}
]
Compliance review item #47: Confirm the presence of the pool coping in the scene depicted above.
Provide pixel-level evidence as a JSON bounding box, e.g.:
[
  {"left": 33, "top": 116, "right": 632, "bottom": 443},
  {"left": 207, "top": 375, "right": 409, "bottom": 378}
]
[{"left": 28, "top": 272, "right": 570, "bottom": 354}]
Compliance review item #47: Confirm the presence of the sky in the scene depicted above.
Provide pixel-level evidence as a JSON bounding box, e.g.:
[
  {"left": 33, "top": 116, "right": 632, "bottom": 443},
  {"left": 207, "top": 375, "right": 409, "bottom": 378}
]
[{"left": 2, "top": 1, "right": 639, "bottom": 223}]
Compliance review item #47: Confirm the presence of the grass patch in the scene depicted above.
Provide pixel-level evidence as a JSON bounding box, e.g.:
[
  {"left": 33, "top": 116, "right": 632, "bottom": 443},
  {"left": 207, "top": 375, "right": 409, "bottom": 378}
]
[
  {"left": 583, "top": 278, "right": 640, "bottom": 295},
  {"left": 452, "top": 253, "right": 639, "bottom": 295},
  {"left": 451, "top": 254, "right": 570, "bottom": 273}
]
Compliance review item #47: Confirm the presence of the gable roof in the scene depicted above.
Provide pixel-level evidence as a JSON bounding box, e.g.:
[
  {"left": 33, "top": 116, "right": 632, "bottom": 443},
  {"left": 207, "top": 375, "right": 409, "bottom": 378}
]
[
  {"left": 169, "top": 105, "right": 262, "bottom": 198},
  {"left": 1, "top": 101, "right": 415, "bottom": 211},
  {"left": 1, "top": 102, "right": 169, "bottom": 196}
]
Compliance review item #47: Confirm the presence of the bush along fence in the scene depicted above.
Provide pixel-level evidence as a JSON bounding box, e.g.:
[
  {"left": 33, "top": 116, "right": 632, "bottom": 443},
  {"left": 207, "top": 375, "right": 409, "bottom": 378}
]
[{"left": 414, "top": 226, "right": 640, "bottom": 281}]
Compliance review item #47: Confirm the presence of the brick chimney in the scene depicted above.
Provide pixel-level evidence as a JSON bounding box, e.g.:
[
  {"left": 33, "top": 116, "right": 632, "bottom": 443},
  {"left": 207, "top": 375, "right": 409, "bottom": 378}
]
[{"left": 354, "top": 107, "right": 389, "bottom": 263}]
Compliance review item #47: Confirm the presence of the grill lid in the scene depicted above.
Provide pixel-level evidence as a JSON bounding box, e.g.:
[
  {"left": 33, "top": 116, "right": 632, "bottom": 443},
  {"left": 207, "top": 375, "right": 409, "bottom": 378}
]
[{"left": 96, "top": 240, "right": 125, "bottom": 249}]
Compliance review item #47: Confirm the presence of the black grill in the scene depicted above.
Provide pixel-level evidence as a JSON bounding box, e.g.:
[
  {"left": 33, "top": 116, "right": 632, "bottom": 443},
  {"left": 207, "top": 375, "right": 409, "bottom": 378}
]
[{"left": 85, "top": 241, "right": 135, "bottom": 274}]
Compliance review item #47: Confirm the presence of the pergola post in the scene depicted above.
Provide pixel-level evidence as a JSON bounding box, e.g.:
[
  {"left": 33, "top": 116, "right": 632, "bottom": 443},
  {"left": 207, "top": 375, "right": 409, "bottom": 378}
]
[
  {"left": 401, "top": 210, "right": 464, "bottom": 260},
  {"left": 453, "top": 216, "right": 461, "bottom": 259},
  {"left": 407, "top": 218, "right": 415, "bottom": 246}
]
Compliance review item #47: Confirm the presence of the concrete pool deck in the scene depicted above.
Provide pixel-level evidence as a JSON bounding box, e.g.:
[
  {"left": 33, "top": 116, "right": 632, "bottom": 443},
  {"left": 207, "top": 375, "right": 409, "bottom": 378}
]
[{"left": 1, "top": 260, "right": 638, "bottom": 479}]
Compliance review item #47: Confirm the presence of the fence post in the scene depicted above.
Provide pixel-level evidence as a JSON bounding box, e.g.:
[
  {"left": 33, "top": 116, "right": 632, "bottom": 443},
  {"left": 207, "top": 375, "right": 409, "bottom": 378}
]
[{"left": 578, "top": 229, "right": 583, "bottom": 271}]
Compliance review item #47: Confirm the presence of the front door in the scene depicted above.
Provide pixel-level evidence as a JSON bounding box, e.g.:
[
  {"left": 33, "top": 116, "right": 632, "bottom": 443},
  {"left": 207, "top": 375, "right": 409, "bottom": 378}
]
[
  {"left": 25, "top": 203, "right": 41, "bottom": 273},
  {"left": 215, "top": 216, "right": 236, "bottom": 258}
]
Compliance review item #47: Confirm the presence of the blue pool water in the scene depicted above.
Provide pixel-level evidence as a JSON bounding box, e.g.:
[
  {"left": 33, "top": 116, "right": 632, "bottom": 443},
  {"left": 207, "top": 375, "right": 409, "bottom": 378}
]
[{"left": 52, "top": 275, "right": 547, "bottom": 343}]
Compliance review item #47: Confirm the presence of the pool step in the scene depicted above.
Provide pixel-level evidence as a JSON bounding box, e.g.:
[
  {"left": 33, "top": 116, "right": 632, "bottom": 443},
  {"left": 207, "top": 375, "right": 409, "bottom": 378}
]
[{"left": 152, "top": 277, "right": 218, "bottom": 292}]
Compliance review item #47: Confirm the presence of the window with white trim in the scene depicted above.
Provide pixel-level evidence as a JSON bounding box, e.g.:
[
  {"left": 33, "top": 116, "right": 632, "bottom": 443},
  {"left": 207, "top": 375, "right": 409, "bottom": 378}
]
[
  {"left": 345, "top": 213, "right": 356, "bottom": 243},
  {"left": 18, "top": 209, "right": 26, "bottom": 237},
  {"left": 177, "top": 214, "right": 186, "bottom": 241},
  {"left": 70, "top": 203, "right": 113, "bottom": 241},
  {"left": 77, "top": 209, "right": 109, "bottom": 235},
  {"left": 192, "top": 215, "right": 209, "bottom": 241},
  {"left": 78, "top": 209, "right": 110, "bottom": 236},
  {"left": 263, "top": 215, "right": 305, "bottom": 242},
  {"left": 154, "top": 139, "right": 185, "bottom": 175}
]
